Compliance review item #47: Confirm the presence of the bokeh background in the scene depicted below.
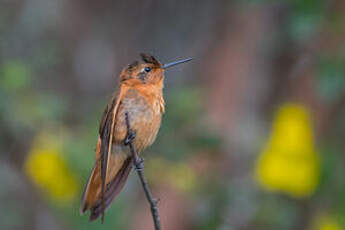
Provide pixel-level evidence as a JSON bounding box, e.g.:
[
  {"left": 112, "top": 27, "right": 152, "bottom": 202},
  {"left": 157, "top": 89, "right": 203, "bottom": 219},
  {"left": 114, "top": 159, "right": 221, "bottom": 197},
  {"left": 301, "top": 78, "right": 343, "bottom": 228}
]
[{"left": 1, "top": 0, "right": 345, "bottom": 229}]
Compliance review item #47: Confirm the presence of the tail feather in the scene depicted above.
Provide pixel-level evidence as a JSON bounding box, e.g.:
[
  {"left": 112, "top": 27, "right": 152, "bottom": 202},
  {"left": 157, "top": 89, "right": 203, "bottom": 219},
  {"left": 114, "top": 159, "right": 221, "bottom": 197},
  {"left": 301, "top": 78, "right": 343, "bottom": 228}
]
[
  {"left": 80, "top": 166, "right": 96, "bottom": 214},
  {"left": 89, "top": 157, "right": 133, "bottom": 221},
  {"left": 80, "top": 156, "right": 133, "bottom": 221}
]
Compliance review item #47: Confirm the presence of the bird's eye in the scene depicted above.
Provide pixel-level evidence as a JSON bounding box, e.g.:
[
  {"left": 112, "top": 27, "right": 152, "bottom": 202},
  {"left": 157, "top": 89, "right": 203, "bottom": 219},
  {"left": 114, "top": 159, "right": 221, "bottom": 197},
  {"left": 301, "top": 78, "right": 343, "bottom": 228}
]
[{"left": 144, "top": 67, "right": 151, "bottom": 73}]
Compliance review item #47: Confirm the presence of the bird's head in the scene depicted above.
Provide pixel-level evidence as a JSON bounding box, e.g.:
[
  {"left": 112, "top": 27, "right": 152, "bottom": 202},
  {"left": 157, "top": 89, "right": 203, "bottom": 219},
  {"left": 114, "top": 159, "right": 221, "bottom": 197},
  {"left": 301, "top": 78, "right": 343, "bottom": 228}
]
[{"left": 120, "top": 53, "right": 192, "bottom": 85}]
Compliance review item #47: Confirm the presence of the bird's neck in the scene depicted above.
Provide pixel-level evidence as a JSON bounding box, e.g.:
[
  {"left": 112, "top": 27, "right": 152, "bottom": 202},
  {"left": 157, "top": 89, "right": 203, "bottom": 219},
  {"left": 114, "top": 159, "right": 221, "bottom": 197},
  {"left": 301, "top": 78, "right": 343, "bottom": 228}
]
[{"left": 122, "top": 80, "right": 165, "bottom": 113}]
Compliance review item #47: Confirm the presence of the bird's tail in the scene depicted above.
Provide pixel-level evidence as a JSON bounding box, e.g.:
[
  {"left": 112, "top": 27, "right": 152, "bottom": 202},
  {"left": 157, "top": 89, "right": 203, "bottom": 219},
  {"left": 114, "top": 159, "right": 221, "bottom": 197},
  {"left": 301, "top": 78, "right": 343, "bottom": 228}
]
[{"left": 80, "top": 153, "right": 133, "bottom": 221}]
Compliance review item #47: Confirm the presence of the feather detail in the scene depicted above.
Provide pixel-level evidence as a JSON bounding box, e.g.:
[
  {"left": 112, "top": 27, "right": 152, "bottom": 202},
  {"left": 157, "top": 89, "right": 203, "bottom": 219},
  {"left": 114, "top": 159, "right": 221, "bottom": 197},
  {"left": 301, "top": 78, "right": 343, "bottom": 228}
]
[
  {"left": 100, "top": 87, "right": 127, "bottom": 222},
  {"left": 80, "top": 87, "right": 129, "bottom": 220},
  {"left": 89, "top": 157, "right": 133, "bottom": 221}
]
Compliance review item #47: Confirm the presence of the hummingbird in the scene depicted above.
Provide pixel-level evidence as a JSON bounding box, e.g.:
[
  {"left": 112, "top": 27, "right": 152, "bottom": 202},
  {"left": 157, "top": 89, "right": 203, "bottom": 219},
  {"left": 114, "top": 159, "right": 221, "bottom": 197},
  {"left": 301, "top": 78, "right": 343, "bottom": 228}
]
[{"left": 80, "top": 53, "right": 192, "bottom": 221}]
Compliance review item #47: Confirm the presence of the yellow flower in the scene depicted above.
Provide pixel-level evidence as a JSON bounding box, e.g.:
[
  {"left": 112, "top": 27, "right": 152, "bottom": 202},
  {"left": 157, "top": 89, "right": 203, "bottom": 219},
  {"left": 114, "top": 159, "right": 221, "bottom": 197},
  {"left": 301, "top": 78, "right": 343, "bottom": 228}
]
[
  {"left": 24, "top": 132, "right": 79, "bottom": 203},
  {"left": 314, "top": 216, "right": 342, "bottom": 230},
  {"left": 255, "top": 104, "right": 319, "bottom": 198}
]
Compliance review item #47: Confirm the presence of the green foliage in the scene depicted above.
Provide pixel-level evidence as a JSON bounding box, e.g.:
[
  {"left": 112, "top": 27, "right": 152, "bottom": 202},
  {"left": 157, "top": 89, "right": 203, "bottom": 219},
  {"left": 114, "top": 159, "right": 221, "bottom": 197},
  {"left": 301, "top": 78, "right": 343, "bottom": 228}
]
[
  {"left": 289, "top": 0, "right": 326, "bottom": 42},
  {"left": 317, "top": 55, "right": 345, "bottom": 102},
  {"left": 1, "top": 61, "right": 31, "bottom": 90}
]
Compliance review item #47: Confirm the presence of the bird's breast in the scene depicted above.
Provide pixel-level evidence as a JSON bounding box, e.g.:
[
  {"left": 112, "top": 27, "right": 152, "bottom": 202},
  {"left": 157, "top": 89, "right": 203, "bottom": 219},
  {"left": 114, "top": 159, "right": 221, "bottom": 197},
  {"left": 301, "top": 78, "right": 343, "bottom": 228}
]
[{"left": 115, "top": 88, "right": 163, "bottom": 152}]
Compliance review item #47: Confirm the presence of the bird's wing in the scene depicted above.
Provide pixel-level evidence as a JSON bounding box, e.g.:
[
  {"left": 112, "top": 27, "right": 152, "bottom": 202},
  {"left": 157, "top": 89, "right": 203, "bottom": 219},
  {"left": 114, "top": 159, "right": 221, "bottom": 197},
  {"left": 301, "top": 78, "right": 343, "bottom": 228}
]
[{"left": 80, "top": 86, "right": 129, "bottom": 221}]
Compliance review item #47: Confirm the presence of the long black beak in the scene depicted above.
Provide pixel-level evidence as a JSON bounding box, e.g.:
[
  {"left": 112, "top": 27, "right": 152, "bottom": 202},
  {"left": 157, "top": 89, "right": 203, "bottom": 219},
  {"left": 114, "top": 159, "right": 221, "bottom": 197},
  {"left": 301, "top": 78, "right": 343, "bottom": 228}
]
[{"left": 162, "top": 57, "right": 193, "bottom": 69}]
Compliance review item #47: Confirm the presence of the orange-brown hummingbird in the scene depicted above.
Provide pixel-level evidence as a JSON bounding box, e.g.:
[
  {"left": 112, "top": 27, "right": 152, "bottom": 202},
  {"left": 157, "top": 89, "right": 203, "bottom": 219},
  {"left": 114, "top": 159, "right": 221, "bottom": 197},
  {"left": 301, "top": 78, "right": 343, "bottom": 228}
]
[{"left": 80, "top": 53, "right": 192, "bottom": 221}]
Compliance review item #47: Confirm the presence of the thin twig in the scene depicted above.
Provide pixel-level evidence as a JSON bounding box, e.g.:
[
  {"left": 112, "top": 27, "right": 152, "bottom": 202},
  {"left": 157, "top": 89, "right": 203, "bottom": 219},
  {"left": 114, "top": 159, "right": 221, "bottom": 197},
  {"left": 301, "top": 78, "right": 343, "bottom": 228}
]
[{"left": 124, "top": 112, "right": 161, "bottom": 230}]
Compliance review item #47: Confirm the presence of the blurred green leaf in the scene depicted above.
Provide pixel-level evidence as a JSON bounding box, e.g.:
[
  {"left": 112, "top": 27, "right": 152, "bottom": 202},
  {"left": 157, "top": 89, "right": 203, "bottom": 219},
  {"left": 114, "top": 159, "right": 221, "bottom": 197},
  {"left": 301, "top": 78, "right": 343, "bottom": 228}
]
[
  {"left": 289, "top": 0, "right": 326, "bottom": 42},
  {"left": 291, "top": 0, "right": 325, "bottom": 14},
  {"left": 317, "top": 55, "right": 345, "bottom": 102},
  {"left": 167, "top": 87, "right": 203, "bottom": 122},
  {"left": 1, "top": 61, "right": 31, "bottom": 90}
]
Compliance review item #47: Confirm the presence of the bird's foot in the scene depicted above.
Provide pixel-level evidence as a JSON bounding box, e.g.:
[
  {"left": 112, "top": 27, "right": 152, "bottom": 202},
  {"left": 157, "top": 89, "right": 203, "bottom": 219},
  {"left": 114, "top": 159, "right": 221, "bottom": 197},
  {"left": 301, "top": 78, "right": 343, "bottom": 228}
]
[{"left": 124, "top": 130, "right": 136, "bottom": 145}]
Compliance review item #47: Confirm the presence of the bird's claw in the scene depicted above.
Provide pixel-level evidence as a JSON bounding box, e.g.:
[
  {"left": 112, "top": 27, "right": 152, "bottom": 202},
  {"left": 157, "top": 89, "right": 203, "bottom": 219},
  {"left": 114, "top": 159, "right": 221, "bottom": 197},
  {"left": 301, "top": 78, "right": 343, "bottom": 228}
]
[{"left": 124, "top": 130, "right": 136, "bottom": 145}]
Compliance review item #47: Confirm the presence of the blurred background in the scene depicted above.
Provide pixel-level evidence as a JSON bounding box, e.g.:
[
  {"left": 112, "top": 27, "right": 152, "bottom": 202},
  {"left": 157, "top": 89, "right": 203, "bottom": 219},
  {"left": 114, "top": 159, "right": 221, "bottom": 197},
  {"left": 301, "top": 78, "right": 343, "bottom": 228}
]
[{"left": 1, "top": 0, "right": 345, "bottom": 229}]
